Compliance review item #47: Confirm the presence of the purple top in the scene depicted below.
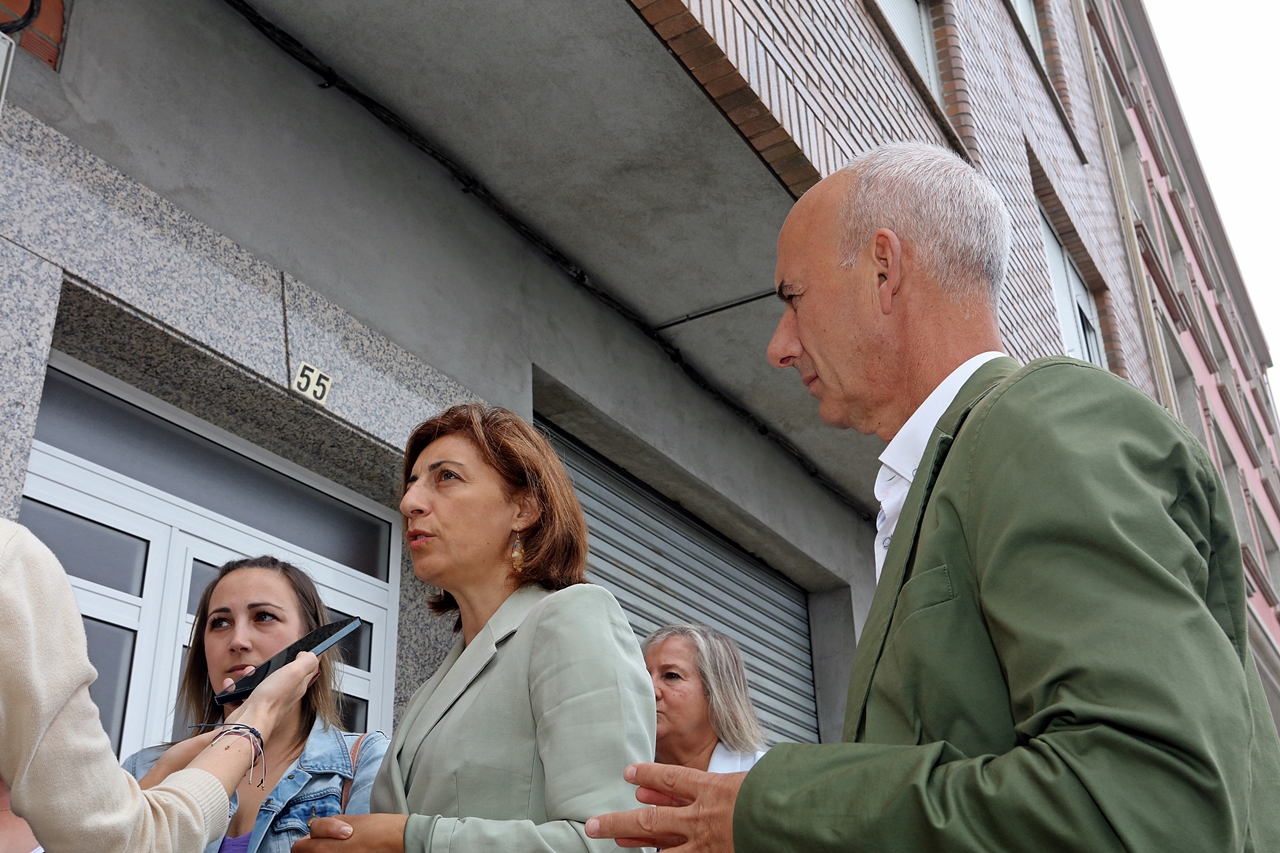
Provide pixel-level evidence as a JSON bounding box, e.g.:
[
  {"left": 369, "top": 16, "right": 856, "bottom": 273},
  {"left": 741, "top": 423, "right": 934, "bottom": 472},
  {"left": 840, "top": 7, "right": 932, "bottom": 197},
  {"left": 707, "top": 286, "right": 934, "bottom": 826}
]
[{"left": 217, "top": 834, "right": 251, "bottom": 853}]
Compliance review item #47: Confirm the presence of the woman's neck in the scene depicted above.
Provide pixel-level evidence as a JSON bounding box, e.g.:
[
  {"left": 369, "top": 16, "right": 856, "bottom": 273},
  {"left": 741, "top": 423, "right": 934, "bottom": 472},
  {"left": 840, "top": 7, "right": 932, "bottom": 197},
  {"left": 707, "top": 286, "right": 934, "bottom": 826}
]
[
  {"left": 263, "top": 706, "right": 306, "bottom": 760},
  {"left": 657, "top": 734, "right": 719, "bottom": 772},
  {"left": 453, "top": 569, "right": 519, "bottom": 645}
]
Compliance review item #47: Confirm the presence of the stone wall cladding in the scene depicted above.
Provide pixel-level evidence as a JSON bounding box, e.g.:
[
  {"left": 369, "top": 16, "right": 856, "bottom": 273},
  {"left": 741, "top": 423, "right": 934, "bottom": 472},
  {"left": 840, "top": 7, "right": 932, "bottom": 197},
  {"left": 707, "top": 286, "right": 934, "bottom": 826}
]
[{"left": 646, "top": 0, "right": 1156, "bottom": 394}]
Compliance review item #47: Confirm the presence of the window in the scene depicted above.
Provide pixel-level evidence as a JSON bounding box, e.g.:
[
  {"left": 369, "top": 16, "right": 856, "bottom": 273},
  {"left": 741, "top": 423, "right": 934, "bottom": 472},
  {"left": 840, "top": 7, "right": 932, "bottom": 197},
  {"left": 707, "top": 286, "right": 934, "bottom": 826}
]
[
  {"left": 1039, "top": 211, "right": 1105, "bottom": 367},
  {"left": 1011, "top": 0, "right": 1045, "bottom": 62},
  {"left": 21, "top": 356, "right": 400, "bottom": 758},
  {"left": 1254, "top": 506, "right": 1280, "bottom": 592},
  {"left": 1162, "top": 321, "right": 1208, "bottom": 448},
  {"left": 878, "top": 0, "right": 942, "bottom": 100},
  {"left": 1212, "top": 423, "right": 1253, "bottom": 543}
]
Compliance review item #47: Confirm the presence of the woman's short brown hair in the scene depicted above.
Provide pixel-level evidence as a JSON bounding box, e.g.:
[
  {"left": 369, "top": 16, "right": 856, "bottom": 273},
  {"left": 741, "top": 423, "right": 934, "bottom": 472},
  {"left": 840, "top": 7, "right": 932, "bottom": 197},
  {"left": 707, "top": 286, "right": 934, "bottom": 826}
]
[
  {"left": 403, "top": 403, "right": 589, "bottom": 616},
  {"left": 178, "top": 556, "right": 344, "bottom": 745}
]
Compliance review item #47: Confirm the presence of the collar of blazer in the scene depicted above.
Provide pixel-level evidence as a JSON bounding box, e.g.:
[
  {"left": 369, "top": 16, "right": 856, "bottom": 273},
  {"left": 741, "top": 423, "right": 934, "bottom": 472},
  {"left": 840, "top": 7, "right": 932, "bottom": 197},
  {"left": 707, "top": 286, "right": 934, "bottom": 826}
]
[
  {"left": 842, "top": 356, "right": 1020, "bottom": 741},
  {"left": 385, "top": 583, "right": 554, "bottom": 800}
]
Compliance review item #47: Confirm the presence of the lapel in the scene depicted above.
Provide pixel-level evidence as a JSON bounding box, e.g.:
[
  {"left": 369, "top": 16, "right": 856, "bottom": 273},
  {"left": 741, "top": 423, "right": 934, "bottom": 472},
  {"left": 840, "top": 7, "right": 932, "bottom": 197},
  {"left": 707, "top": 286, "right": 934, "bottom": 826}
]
[
  {"left": 387, "top": 585, "right": 552, "bottom": 799},
  {"left": 842, "top": 357, "right": 1018, "bottom": 741}
]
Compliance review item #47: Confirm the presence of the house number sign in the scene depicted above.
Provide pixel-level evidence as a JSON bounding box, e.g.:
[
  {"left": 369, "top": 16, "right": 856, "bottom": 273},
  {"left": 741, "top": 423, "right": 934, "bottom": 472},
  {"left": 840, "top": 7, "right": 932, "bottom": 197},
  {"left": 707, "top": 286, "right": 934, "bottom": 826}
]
[{"left": 292, "top": 362, "right": 333, "bottom": 407}]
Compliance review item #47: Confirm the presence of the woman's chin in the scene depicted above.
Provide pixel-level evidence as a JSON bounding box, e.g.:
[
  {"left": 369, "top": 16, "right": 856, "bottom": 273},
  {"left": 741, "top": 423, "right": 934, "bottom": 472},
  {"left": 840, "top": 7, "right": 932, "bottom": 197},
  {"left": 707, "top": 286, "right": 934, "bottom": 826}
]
[{"left": 411, "top": 562, "right": 446, "bottom": 587}]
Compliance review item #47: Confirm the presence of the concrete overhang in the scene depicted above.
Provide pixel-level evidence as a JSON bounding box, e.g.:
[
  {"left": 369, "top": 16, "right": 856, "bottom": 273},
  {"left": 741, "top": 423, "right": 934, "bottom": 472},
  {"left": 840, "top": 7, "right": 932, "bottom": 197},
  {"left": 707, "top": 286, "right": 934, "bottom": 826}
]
[{"left": 247, "top": 0, "right": 884, "bottom": 512}]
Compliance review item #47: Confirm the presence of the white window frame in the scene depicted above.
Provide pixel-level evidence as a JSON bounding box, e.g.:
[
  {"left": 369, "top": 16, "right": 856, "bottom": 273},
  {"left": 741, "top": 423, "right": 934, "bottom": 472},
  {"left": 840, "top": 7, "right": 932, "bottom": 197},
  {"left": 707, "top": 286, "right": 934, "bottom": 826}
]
[
  {"left": 1012, "top": 0, "right": 1045, "bottom": 62},
  {"left": 29, "top": 352, "right": 401, "bottom": 757},
  {"left": 1039, "top": 211, "right": 1105, "bottom": 367},
  {"left": 878, "top": 0, "right": 943, "bottom": 101}
]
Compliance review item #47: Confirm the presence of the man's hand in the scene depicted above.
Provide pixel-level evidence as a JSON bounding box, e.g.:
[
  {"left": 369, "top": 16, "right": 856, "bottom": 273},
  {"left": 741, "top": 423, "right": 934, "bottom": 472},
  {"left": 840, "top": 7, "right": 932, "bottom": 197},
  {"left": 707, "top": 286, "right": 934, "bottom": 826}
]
[
  {"left": 292, "top": 813, "right": 408, "bottom": 853},
  {"left": 585, "top": 763, "right": 747, "bottom": 853}
]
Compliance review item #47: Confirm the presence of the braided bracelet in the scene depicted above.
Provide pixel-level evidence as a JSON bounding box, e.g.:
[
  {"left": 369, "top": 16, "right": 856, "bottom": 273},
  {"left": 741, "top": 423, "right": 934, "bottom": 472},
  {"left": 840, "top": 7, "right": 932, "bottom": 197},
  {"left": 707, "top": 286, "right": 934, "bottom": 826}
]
[
  {"left": 210, "top": 729, "right": 265, "bottom": 788},
  {"left": 192, "top": 722, "right": 268, "bottom": 788}
]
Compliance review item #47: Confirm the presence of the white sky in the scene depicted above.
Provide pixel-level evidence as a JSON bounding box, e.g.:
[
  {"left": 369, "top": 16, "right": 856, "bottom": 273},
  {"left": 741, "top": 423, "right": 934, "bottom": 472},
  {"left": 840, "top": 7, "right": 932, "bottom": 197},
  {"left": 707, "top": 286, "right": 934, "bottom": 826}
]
[{"left": 1142, "top": 1, "right": 1279, "bottom": 383}]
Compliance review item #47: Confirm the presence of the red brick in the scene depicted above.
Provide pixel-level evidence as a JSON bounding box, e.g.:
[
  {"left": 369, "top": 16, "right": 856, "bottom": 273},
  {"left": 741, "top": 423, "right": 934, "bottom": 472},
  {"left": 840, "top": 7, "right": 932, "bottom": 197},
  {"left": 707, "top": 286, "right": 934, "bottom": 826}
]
[
  {"left": 760, "top": 140, "right": 802, "bottom": 163},
  {"left": 642, "top": 0, "right": 687, "bottom": 25},
  {"left": 778, "top": 164, "right": 822, "bottom": 186},
  {"left": 750, "top": 126, "right": 793, "bottom": 150},
  {"left": 727, "top": 101, "right": 768, "bottom": 124},
  {"left": 715, "top": 86, "right": 760, "bottom": 112},
  {"left": 772, "top": 152, "right": 815, "bottom": 174},
  {"left": 20, "top": 30, "right": 58, "bottom": 67},
  {"left": 668, "top": 27, "right": 714, "bottom": 55},
  {"left": 790, "top": 177, "right": 822, "bottom": 195},
  {"left": 736, "top": 114, "right": 781, "bottom": 137},
  {"left": 703, "top": 71, "right": 749, "bottom": 99},
  {"left": 654, "top": 11, "right": 698, "bottom": 39},
  {"left": 680, "top": 42, "right": 726, "bottom": 70},
  {"left": 692, "top": 57, "right": 736, "bottom": 84}
]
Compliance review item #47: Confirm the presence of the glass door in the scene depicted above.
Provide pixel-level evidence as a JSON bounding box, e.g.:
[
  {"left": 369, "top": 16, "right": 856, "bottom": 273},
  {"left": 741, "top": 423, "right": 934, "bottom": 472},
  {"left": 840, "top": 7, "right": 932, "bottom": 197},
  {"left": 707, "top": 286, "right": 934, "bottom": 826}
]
[{"left": 22, "top": 441, "right": 397, "bottom": 760}]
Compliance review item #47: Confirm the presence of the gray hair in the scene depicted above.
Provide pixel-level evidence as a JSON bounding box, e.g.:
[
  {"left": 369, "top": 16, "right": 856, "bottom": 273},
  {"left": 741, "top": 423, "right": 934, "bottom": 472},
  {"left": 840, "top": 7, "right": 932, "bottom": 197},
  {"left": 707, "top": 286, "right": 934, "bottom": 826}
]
[
  {"left": 836, "top": 141, "right": 1011, "bottom": 308},
  {"left": 642, "top": 623, "right": 768, "bottom": 754}
]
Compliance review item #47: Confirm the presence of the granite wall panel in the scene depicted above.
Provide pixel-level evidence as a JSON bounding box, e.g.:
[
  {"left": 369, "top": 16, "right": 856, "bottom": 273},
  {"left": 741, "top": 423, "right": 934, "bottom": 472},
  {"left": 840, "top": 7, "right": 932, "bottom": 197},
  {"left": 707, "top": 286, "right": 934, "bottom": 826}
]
[
  {"left": 0, "top": 236, "right": 61, "bottom": 520},
  {"left": 0, "top": 108, "right": 289, "bottom": 386},
  {"left": 283, "top": 273, "right": 474, "bottom": 453}
]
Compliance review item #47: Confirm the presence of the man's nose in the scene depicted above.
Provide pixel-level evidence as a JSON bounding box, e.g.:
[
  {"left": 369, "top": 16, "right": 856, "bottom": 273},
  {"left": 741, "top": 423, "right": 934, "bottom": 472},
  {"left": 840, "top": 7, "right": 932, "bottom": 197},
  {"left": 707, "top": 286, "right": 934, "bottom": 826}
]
[{"left": 767, "top": 311, "right": 801, "bottom": 369}]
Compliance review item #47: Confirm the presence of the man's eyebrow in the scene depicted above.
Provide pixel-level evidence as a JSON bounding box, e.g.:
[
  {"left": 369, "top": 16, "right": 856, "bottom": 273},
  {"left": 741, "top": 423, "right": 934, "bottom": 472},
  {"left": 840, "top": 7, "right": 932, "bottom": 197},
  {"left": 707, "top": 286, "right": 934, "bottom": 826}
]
[{"left": 775, "top": 280, "right": 789, "bottom": 300}]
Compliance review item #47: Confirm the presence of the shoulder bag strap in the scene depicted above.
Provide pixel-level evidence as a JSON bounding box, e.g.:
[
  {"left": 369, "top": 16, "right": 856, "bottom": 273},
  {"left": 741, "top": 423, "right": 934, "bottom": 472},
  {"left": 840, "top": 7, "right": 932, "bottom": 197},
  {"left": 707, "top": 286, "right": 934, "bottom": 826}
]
[{"left": 340, "top": 733, "right": 369, "bottom": 814}]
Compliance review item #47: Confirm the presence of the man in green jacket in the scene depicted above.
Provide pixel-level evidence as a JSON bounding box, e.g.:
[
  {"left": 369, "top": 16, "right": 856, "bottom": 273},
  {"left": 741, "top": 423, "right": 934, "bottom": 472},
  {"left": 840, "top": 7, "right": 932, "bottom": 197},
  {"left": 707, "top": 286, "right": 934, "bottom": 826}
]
[{"left": 587, "top": 142, "right": 1280, "bottom": 851}]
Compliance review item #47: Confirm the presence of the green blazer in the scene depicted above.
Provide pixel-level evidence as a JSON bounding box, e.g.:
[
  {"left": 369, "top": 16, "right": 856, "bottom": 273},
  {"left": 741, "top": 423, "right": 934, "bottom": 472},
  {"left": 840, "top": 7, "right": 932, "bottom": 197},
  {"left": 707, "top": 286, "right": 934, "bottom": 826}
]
[
  {"left": 370, "top": 583, "right": 655, "bottom": 853},
  {"left": 736, "top": 357, "right": 1280, "bottom": 851}
]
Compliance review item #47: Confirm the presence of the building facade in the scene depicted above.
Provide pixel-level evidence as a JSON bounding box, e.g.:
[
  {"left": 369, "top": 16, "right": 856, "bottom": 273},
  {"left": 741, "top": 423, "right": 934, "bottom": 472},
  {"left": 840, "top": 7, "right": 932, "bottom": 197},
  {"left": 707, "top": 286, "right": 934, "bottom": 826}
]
[
  {"left": 1, "top": 0, "right": 1277, "bottom": 757},
  {"left": 1084, "top": 0, "right": 1280, "bottom": 708}
]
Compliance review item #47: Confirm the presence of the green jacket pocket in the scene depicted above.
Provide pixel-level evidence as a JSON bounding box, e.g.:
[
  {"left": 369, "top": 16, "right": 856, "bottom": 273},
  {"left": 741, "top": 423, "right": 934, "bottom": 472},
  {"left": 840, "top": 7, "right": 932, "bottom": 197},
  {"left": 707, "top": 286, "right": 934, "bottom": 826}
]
[{"left": 895, "top": 563, "right": 955, "bottom": 619}]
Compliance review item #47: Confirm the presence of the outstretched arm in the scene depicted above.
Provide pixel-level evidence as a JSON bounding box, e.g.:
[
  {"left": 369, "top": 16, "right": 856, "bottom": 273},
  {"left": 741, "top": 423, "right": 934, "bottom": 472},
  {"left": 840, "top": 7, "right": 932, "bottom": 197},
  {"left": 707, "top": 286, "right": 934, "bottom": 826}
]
[{"left": 0, "top": 522, "right": 317, "bottom": 853}]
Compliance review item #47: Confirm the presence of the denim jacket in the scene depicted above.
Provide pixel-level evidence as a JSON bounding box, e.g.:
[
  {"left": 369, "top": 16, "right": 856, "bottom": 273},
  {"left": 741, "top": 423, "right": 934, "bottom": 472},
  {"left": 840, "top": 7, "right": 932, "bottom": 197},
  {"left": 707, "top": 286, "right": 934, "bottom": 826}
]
[{"left": 123, "top": 722, "right": 389, "bottom": 853}]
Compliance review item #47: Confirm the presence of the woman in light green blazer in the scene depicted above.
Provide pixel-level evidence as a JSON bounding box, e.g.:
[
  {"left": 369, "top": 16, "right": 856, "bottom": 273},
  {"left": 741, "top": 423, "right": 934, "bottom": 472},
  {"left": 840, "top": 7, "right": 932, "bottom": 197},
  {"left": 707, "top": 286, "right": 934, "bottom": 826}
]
[{"left": 296, "top": 403, "right": 655, "bottom": 853}]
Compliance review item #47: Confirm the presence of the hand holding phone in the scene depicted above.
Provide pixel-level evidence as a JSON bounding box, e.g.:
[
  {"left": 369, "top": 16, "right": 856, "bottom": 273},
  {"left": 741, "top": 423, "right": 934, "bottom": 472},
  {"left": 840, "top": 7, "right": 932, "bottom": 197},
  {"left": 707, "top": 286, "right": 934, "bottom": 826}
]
[{"left": 214, "top": 617, "right": 359, "bottom": 706}]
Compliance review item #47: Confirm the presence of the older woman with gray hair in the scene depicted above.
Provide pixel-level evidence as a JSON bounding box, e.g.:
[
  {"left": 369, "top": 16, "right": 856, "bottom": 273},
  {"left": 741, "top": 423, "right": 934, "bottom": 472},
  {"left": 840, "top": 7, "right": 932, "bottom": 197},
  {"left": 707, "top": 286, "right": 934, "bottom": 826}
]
[{"left": 642, "top": 623, "right": 768, "bottom": 773}]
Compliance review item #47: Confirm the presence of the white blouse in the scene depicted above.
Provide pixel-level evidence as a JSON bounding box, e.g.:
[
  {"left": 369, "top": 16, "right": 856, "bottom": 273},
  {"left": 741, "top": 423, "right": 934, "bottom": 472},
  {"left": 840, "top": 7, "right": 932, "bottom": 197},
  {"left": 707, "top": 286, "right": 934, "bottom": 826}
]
[{"left": 706, "top": 741, "right": 768, "bottom": 773}]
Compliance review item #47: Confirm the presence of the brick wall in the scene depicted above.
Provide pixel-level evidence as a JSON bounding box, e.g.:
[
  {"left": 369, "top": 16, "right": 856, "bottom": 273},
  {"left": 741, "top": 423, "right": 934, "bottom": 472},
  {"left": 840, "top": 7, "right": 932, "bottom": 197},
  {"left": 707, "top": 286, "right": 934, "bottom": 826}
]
[
  {"left": 638, "top": 0, "right": 1158, "bottom": 396},
  {"left": 1, "top": 0, "right": 64, "bottom": 69}
]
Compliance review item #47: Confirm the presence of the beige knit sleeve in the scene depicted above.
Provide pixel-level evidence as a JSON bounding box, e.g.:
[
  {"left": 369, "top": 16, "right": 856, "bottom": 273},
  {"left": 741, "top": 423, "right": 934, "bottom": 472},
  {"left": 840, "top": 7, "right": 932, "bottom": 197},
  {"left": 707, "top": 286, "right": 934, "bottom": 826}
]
[{"left": 0, "top": 519, "right": 230, "bottom": 853}]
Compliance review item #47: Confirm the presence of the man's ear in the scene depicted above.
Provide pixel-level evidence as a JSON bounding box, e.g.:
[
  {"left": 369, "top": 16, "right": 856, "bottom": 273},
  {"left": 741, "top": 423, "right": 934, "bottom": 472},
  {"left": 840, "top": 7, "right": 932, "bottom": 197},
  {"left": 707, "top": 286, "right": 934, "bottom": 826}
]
[{"left": 873, "top": 228, "right": 903, "bottom": 316}]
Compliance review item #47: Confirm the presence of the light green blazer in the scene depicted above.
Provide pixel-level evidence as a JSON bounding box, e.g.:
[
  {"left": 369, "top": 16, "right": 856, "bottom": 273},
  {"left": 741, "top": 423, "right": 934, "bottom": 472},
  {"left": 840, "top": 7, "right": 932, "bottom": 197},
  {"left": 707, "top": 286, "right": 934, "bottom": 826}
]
[
  {"left": 370, "top": 583, "right": 655, "bottom": 853},
  {"left": 735, "top": 357, "right": 1280, "bottom": 851}
]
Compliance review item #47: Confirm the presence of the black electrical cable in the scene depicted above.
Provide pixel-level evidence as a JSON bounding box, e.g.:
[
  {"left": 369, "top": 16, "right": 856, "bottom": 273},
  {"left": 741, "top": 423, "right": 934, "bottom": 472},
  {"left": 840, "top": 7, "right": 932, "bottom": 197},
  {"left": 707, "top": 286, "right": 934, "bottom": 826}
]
[
  {"left": 0, "top": 0, "right": 40, "bottom": 35},
  {"left": 221, "top": 0, "right": 871, "bottom": 521}
]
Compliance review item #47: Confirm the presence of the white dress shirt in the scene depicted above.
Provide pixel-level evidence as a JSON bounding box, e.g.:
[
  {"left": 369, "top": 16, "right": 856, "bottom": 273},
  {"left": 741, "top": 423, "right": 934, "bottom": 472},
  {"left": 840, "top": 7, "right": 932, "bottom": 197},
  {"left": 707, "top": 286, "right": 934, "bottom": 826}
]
[{"left": 873, "top": 352, "right": 1005, "bottom": 581}]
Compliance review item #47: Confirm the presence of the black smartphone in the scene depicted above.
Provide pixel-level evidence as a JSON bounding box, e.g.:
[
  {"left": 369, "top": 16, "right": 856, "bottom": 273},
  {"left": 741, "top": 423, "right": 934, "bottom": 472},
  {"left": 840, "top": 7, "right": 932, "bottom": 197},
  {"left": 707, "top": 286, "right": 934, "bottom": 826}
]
[{"left": 214, "top": 617, "right": 360, "bottom": 706}]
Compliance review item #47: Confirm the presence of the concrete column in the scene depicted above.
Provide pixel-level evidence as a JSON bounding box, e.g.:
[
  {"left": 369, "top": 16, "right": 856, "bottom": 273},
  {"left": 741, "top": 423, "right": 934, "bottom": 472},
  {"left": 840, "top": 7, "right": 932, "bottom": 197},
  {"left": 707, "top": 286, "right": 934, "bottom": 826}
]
[
  {"left": 0, "top": 236, "right": 60, "bottom": 520},
  {"left": 809, "top": 586, "right": 858, "bottom": 743}
]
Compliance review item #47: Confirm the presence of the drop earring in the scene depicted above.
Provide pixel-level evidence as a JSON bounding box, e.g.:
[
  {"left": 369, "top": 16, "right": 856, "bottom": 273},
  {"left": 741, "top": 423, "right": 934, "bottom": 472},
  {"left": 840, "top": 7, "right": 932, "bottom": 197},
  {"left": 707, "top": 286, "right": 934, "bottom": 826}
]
[{"left": 511, "top": 532, "right": 525, "bottom": 572}]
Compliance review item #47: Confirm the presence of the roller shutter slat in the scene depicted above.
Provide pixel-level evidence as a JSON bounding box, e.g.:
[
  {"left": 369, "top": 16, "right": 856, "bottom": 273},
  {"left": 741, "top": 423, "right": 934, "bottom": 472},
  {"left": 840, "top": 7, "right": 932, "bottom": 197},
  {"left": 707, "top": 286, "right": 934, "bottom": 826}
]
[{"left": 544, "top": 426, "right": 820, "bottom": 745}]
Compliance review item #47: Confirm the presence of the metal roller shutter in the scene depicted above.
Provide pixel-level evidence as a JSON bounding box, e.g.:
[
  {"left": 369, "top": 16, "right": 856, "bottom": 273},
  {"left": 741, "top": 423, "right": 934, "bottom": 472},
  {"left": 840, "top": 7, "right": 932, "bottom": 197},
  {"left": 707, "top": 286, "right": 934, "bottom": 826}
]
[{"left": 544, "top": 425, "right": 820, "bottom": 745}]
